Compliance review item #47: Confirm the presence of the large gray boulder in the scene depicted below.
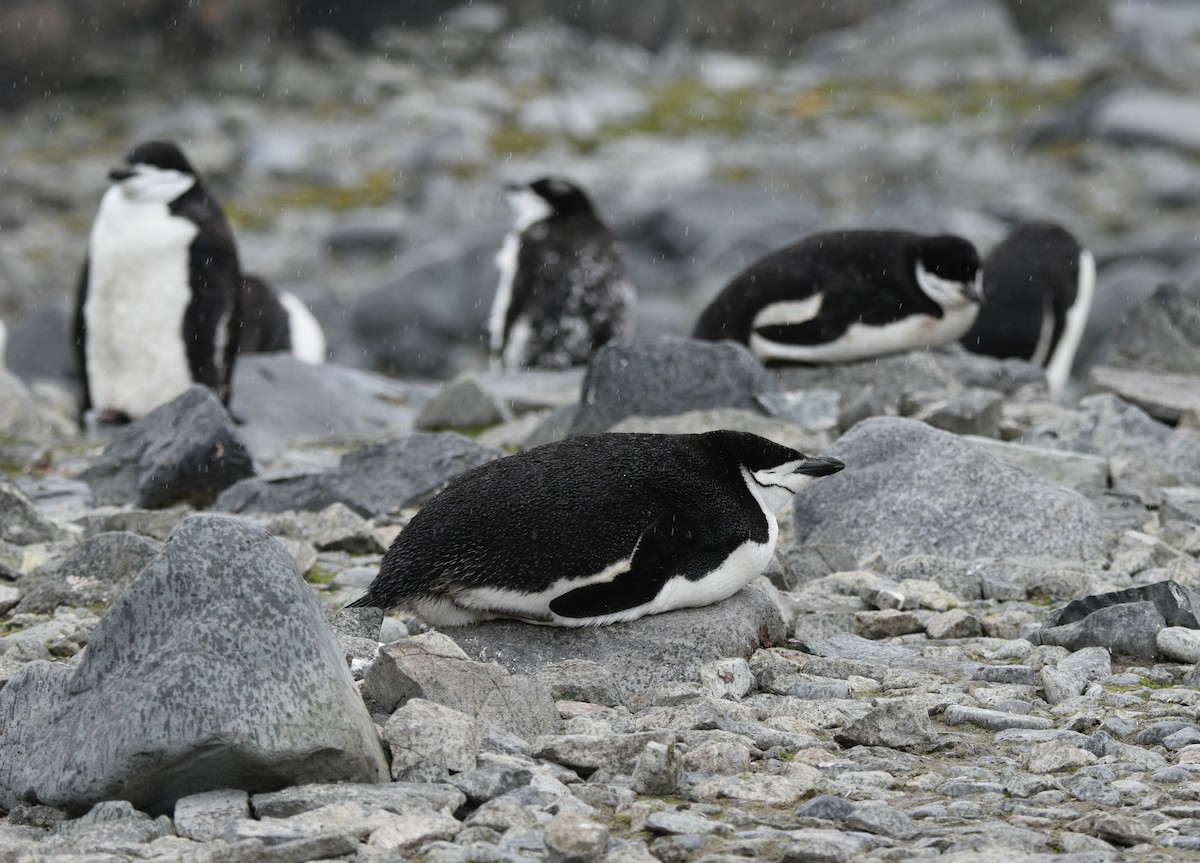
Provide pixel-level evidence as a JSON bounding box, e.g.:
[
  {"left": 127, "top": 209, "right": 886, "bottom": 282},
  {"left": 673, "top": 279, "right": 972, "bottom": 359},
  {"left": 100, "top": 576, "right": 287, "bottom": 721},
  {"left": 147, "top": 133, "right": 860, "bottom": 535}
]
[
  {"left": 215, "top": 432, "right": 502, "bottom": 517},
  {"left": 792, "top": 417, "right": 1112, "bottom": 561},
  {"left": 77, "top": 386, "right": 255, "bottom": 509},
  {"left": 0, "top": 514, "right": 388, "bottom": 815},
  {"left": 440, "top": 586, "right": 784, "bottom": 710},
  {"left": 569, "top": 337, "right": 776, "bottom": 435}
]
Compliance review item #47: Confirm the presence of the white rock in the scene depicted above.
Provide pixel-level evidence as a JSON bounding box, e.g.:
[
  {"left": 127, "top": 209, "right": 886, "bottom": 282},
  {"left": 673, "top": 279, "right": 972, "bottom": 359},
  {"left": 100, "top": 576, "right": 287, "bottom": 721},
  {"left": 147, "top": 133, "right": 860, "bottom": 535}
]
[
  {"left": 698, "top": 658, "right": 753, "bottom": 700},
  {"left": 1157, "top": 626, "right": 1200, "bottom": 663}
]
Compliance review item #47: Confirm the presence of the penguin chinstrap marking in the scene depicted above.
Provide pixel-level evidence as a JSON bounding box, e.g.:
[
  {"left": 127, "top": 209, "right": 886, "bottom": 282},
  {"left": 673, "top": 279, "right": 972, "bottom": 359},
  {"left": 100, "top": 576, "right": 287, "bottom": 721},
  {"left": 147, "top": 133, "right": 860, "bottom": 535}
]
[
  {"left": 960, "top": 221, "right": 1094, "bottom": 399},
  {"left": 73, "top": 140, "right": 241, "bottom": 424},
  {"left": 348, "top": 431, "right": 844, "bottom": 627},
  {"left": 488, "top": 176, "right": 635, "bottom": 371},
  {"left": 693, "top": 230, "right": 983, "bottom": 364}
]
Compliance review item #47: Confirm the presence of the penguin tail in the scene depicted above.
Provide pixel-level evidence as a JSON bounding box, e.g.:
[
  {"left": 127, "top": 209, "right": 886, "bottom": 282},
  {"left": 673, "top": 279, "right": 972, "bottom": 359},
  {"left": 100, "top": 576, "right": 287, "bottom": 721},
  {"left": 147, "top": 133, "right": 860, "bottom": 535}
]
[{"left": 345, "top": 592, "right": 378, "bottom": 609}]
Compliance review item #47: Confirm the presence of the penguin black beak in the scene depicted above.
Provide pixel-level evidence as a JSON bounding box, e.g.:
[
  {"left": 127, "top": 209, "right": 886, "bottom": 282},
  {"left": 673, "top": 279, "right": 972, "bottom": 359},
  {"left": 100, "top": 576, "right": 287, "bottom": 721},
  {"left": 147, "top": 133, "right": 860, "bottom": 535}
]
[
  {"left": 796, "top": 455, "right": 845, "bottom": 477},
  {"left": 108, "top": 166, "right": 136, "bottom": 182}
]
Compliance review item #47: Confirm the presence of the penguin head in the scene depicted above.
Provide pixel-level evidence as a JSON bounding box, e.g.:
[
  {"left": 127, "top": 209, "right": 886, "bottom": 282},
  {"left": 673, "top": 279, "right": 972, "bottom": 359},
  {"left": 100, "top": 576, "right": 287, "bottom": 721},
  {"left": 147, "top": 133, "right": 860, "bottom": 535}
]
[
  {"left": 915, "top": 235, "right": 983, "bottom": 310},
  {"left": 707, "top": 430, "right": 844, "bottom": 511},
  {"left": 505, "top": 176, "right": 595, "bottom": 228},
  {"left": 108, "top": 140, "right": 198, "bottom": 204}
]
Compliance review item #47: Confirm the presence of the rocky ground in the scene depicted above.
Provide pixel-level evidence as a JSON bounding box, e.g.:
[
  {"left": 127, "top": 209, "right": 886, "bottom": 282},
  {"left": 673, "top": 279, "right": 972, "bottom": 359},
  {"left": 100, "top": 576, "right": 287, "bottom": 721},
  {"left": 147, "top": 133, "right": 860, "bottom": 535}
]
[{"left": 2, "top": 1, "right": 1200, "bottom": 862}]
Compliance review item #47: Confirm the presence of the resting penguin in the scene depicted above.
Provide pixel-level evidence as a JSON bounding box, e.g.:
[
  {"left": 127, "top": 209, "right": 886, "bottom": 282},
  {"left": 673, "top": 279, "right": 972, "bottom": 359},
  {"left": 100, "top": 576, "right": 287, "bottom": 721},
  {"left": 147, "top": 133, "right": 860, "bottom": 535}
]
[
  {"left": 348, "top": 430, "right": 844, "bottom": 626},
  {"left": 235, "top": 275, "right": 327, "bottom": 365},
  {"left": 960, "top": 221, "right": 1094, "bottom": 398},
  {"left": 693, "top": 230, "right": 982, "bottom": 364},
  {"left": 488, "top": 176, "right": 635, "bottom": 370},
  {"left": 73, "top": 140, "right": 240, "bottom": 424}
]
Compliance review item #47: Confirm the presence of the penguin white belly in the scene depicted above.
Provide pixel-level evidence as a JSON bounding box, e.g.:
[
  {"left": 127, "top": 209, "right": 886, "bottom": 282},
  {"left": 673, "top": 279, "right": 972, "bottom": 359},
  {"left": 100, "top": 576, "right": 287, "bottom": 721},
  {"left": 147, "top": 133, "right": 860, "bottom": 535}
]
[
  {"left": 751, "top": 303, "right": 978, "bottom": 363},
  {"left": 85, "top": 189, "right": 198, "bottom": 419},
  {"left": 1044, "top": 250, "right": 1095, "bottom": 398},
  {"left": 279, "top": 292, "right": 327, "bottom": 364}
]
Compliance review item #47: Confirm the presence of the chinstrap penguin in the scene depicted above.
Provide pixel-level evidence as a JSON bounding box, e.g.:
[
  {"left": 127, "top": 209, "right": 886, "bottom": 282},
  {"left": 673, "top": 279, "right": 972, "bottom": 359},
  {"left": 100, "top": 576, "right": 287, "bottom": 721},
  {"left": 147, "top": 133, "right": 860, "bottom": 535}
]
[
  {"left": 489, "top": 176, "right": 635, "bottom": 370},
  {"left": 693, "top": 230, "right": 982, "bottom": 364},
  {"left": 235, "top": 275, "right": 327, "bottom": 365},
  {"left": 73, "top": 140, "right": 240, "bottom": 424},
  {"left": 961, "top": 221, "right": 1094, "bottom": 398},
  {"left": 348, "top": 430, "right": 844, "bottom": 627}
]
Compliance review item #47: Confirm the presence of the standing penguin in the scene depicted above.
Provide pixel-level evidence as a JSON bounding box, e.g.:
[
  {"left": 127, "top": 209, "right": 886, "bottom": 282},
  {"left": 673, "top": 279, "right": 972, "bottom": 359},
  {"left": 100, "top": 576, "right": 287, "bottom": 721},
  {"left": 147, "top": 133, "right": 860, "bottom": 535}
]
[
  {"left": 489, "top": 176, "right": 635, "bottom": 370},
  {"left": 348, "top": 430, "right": 844, "bottom": 626},
  {"left": 693, "top": 230, "right": 982, "bottom": 364},
  {"left": 961, "top": 221, "right": 1094, "bottom": 398},
  {"left": 74, "top": 140, "right": 240, "bottom": 424},
  {"left": 235, "top": 275, "right": 327, "bottom": 365}
]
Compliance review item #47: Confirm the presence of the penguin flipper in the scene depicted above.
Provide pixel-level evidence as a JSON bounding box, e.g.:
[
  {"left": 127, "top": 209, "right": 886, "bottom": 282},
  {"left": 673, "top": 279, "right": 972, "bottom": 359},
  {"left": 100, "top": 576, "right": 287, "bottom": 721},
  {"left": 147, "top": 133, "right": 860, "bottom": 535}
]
[{"left": 548, "top": 513, "right": 700, "bottom": 619}]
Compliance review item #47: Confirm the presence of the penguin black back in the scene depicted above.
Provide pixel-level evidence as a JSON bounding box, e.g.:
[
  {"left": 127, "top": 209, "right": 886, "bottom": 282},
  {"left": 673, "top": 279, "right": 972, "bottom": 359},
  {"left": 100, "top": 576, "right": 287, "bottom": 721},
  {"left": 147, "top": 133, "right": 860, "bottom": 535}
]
[
  {"left": 489, "top": 176, "right": 635, "bottom": 370},
  {"left": 693, "top": 230, "right": 980, "bottom": 354},
  {"left": 349, "top": 430, "right": 843, "bottom": 626}
]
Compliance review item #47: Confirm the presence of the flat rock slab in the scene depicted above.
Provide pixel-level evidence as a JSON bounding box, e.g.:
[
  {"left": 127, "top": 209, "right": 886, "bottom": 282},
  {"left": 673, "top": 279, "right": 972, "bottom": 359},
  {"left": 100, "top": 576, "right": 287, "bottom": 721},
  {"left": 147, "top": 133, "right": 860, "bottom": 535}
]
[
  {"left": 569, "top": 337, "right": 776, "bottom": 435},
  {"left": 1089, "top": 366, "right": 1200, "bottom": 424},
  {"left": 78, "top": 386, "right": 255, "bottom": 509},
  {"left": 792, "top": 416, "right": 1113, "bottom": 561},
  {"left": 0, "top": 514, "right": 387, "bottom": 815},
  {"left": 215, "top": 432, "right": 502, "bottom": 517},
  {"left": 440, "top": 587, "right": 785, "bottom": 710}
]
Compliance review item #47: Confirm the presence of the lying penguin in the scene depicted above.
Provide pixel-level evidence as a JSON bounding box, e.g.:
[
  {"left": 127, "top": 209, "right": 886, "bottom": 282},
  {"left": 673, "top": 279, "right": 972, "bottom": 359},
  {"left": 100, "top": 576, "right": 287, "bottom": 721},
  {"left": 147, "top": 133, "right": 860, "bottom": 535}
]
[
  {"left": 349, "top": 430, "right": 844, "bottom": 626},
  {"left": 693, "top": 229, "right": 982, "bottom": 363}
]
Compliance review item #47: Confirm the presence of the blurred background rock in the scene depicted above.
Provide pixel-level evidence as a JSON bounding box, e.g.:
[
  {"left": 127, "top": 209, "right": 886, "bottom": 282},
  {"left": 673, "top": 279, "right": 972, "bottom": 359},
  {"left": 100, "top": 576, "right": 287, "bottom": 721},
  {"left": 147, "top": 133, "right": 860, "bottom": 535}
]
[{"left": 1, "top": 0, "right": 1197, "bottom": 384}]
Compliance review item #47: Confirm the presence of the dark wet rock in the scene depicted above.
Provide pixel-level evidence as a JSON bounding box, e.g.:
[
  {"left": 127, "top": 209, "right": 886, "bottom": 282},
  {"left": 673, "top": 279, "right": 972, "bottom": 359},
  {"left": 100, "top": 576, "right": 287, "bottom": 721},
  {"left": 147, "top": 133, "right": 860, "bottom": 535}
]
[
  {"left": 0, "top": 514, "right": 387, "bottom": 815},
  {"left": 77, "top": 386, "right": 255, "bottom": 509},
  {"left": 417, "top": 374, "right": 511, "bottom": 431},
  {"left": 569, "top": 337, "right": 776, "bottom": 435},
  {"left": 1044, "top": 580, "right": 1200, "bottom": 629},
  {"left": 1038, "top": 601, "right": 1165, "bottom": 662},
  {"left": 229, "top": 354, "right": 434, "bottom": 456},
  {"left": 15, "top": 531, "right": 161, "bottom": 614},
  {"left": 215, "top": 432, "right": 502, "bottom": 517},
  {"left": 792, "top": 417, "right": 1112, "bottom": 560},
  {"left": 441, "top": 587, "right": 784, "bottom": 710}
]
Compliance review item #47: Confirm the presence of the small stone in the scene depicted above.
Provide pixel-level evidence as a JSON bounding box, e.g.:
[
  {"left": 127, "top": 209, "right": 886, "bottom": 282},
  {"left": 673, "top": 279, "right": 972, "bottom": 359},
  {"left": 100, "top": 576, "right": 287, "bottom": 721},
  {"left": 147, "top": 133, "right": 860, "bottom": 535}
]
[
  {"left": 796, "top": 795, "right": 857, "bottom": 822},
  {"left": 383, "top": 699, "right": 481, "bottom": 781},
  {"left": 971, "top": 665, "right": 1037, "bottom": 686},
  {"left": 698, "top": 658, "right": 753, "bottom": 700},
  {"left": 942, "top": 705, "right": 1053, "bottom": 732},
  {"left": 366, "top": 809, "right": 463, "bottom": 855},
  {"left": 786, "top": 681, "right": 851, "bottom": 700},
  {"left": 644, "top": 810, "right": 729, "bottom": 836},
  {"left": 173, "top": 789, "right": 250, "bottom": 841},
  {"left": 631, "top": 741, "right": 681, "bottom": 796},
  {"left": 544, "top": 812, "right": 609, "bottom": 863},
  {"left": 852, "top": 609, "right": 924, "bottom": 639},
  {"left": 1069, "top": 812, "right": 1154, "bottom": 848},
  {"left": 843, "top": 804, "right": 918, "bottom": 840},
  {"left": 680, "top": 740, "right": 752, "bottom": 774},
  {"left": 1041, "top": 666, "right": 1086, "bottom": 705},
  {"left": 1058, "top": 647, "right": 1113, "bottom": 680},
  {"left": 1157, "top": 626, "right": 1200, "bottom": 663},
  {"left": 835, "top": 700, "right": 934, "bottom": 751},
  {"left": 1026, "top": 741, "right": 1098, "bottom": 774}
]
